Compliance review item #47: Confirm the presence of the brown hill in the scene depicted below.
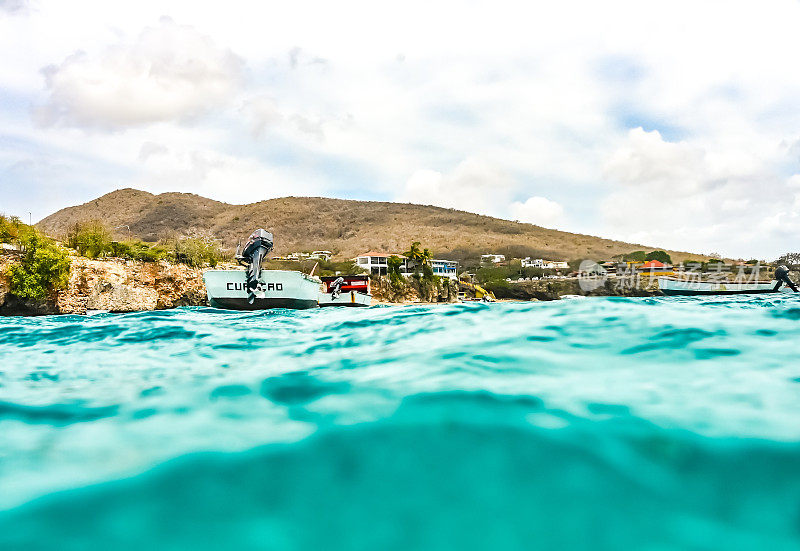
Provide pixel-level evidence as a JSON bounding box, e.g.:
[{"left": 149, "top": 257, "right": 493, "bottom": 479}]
[{"left": 37, "top": 188, "right": 699, "bottom": 262}]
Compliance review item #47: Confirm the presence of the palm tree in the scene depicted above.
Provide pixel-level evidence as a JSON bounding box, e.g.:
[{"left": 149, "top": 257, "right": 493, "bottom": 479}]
[
  {"left": 422, "top": 248, "right": 433, "bottom": 266},
  {"left": 404, "top": 241, "right": 422, "bottom": 261},
  {"left": 403, "top": 241, "right": 425, "bottom": 273},
  {"left": 387, "top": 254, "right": 403, "bottom": 276},
  {"left": 421, "top": 247, "right": 435, "bottom": 280}
]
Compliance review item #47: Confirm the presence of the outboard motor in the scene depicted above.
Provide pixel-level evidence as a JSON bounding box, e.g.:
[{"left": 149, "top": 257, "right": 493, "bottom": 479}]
[
  {"left": 241, "top": 229, "right": 274, "bottom": 303},
  {"left": 330, "top": 276, "right": 345, "bottom": 299},
  {"left": 774, "top": 265, "right": 798, "bottom": 292}
]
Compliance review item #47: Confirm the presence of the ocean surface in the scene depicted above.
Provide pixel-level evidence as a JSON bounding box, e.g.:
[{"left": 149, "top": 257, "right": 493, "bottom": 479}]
[{"left": 2, "top": 297, "right": 800, "bottom": 550}]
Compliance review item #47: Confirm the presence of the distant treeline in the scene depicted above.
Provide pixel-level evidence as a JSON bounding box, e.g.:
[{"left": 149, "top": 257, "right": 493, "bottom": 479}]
[{"left": 64, "top": 220, "right": 225, "bottom": 267}]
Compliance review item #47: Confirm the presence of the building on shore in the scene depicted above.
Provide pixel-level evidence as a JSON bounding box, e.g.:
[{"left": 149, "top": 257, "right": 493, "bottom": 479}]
[
  {"left": 521, "top": 257, "right": 569, "bottom": 270},
  {"left": 481, "top": 254, "right": 506, "bottom": 264},
  {"left": 277, "top": 251, "right": 333, "bottom": 261},
  {"left": 355, "top": 252, "right": 459, "bottom": 280},
  {"left": 285, "top": 252, "right": 310, "bottom": 261},
  {"left": 310, "top": 250, "right": 332, "bottom": 261},
  {"left": 431, "top": 259, "right": 459, "bottom": 279},
  {"left": 271, "top": 250, "right": 332, "bottom": 262},
  {"left": 636, "top": 260, "right": 673, "bottom": 274}
]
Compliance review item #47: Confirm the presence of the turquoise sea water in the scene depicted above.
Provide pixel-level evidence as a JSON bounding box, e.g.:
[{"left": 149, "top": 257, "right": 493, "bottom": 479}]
[{"left": 2, "top": 297, "right": 800, "bottom": 550}]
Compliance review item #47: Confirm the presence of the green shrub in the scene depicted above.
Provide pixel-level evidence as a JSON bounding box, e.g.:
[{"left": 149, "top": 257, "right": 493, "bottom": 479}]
[
  {"left": 108, "top": 241, "right": 131, "bottom": 258},
  {"left": 387, "top": 255, "right": 404, "bottom": 287},
  {"left": 66, "top": 220, "right": 112, "bottom": 258},
  {"left": 104, "top": 240, "right": 167, "bottom": 262},
  {"left": 476, "top": 265, "right": 515, "bottom": 283},
  {"left": 0, "top": 214, "right": 23, "bottom": 243},
  {"left": 7, "top": 230, "right": 70, "bottom": 301},
  {"left": 260, "top": 258, "right": 364, "bottom": 278},
  {"left": 645, "top": 250, "right": 672, "bottom": 264},
  {"left": 316, "top": 259, "right": 364, "bottom": 277},
  {"left": 389, "top": 272, "right": 404, "bottom": 288},
  {"left": 137, "top": 244, "right": 168, "bottom": 263},
  {"left": 521, "top": 267, "right": 549, "bottom": 279},
  {"left": 172, "top": 235, "right": 224, "bottom": 267},
  {"left": 422, "top": 263, "right": 437, "bottom": 282},
  {"left": 125, "top": 241, "right": 166, "bottom": 262}
]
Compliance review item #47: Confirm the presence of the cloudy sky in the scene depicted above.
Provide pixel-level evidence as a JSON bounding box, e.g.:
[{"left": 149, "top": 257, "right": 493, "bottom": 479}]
[{"left": 2, "top": 0, "right": 800, "bottom": 258}]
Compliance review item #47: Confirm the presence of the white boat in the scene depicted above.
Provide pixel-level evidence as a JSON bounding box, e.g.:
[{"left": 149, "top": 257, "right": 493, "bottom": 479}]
[
  {"left": 204, "top": 269, "right": 321, "bottom": 310},
  {"left": 318, "top": 275, "right": 372, "bottom": 307},
  {"left": 657, "top": 276, "right": 788, "bottom": 296},
  {"left": 204, "top": 228, "right": 321, "bottom": 310}
]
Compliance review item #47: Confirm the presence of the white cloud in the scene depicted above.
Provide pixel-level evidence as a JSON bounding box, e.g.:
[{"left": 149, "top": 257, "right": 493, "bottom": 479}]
[
  {"left": 397, "top": 158, "right": 565, "bottom": 228},
  {"left": 35, "top": 17, "right": 243, "bottom": 130},
  {"left": 135, "top": 145, "right": 328, "bottom": 203},
  {"left": 601, "top": 128, "right": 800, "bottom": 258},
  {"left": 397, "top": 158, "right": 516, "bottom": 218},
  {"left": 510, "top": 196, "right": 564, "bottom": 228},
  {"left": 0, "top": 0, "right": 29, "bottom": 15},
  {"left": 241, "top": 96, "right": 284, "bottom": 138},
  {"left": 603, "top": 128, "right": 712, "bottom": 196},
  {"left": 137, "top": 141, "right": 168, "bottom": 162},
  {"left": 240, "top": 94, "right": 341, "bottom": 146},
  {"left": 5, "top": 1, "right": 800, "bottom": 257}
]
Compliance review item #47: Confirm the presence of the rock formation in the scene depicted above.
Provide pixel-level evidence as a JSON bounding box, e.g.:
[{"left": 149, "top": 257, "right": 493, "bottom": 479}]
[{"left": 1, "top": 254, "right": 208, "bottom": 316}]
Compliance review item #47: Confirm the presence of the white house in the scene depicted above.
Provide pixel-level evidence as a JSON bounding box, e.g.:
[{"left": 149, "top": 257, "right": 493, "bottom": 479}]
[
  {"left": 481, "top": 254, "right": 506, "bottom": 263},
  {"left": 431, "top": 259, "right": 459, "bottom": 278},
  {"left": 521, "top": 258, "right": 569, "bottom": 270},
  {"left": 521, "top": 258, "right": 546, "bottom": 268},
  {"left": 356, "top": 252, "right": 392, "bottom": 275},
  {"left": 355, "top": 252, "right": 459, "bottom": 280},
  {"left": 310, "top": 250, "right": 332, "bottom": 261}
]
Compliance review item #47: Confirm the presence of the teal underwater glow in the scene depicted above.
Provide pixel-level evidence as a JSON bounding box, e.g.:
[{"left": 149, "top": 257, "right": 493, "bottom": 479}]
[{"left": 2, "top": 297, "right": 800, "bottom": 549}]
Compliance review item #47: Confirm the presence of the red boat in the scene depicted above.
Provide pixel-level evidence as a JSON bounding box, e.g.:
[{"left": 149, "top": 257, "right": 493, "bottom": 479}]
[{"left": 319, "top": 275, "right": 372, "bottom": 307}]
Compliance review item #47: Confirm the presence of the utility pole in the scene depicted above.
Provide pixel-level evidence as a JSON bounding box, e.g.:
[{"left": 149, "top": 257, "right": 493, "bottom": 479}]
[{"left": 28, "top": 212, "right": 31, "bottom": 226}]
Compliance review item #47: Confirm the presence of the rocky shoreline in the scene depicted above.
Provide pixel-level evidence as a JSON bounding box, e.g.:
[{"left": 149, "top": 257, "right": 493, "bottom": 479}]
[
  {"left": 0, "top": 254, "right": 207, "bottom": 316},
  {"left": 1, "top": 253, "right": 664, "bottom": 316},
  {"left": 486, "top": 276, "right": 661, "bottom": 301}
]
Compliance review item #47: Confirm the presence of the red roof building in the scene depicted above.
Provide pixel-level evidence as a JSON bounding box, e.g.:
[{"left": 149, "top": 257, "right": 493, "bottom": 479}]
[{"left": 637, "top": 260, "right": 672, "bottom": 272}]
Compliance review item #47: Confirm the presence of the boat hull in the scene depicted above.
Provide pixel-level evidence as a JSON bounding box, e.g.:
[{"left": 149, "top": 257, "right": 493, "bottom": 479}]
[
  {"left": 204, "top": 270, "right": 321, "bottom": 310},
  {"left": 318, "top": 291, "right": 372, "bottom": 307},
  {"left": 657, "top": 277, "right": 786, "bottom": 296}
]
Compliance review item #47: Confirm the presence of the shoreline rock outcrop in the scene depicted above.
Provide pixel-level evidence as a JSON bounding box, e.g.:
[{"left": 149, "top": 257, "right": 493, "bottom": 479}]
[
  {"left": 485, "top": 276, "right": 661, "bottom": 301},
  {"left": 1, "top": 254, "right": 208, "bottom": 316},
  {"left": 57, "top": 258, "right": 208, "bottom": 314}
]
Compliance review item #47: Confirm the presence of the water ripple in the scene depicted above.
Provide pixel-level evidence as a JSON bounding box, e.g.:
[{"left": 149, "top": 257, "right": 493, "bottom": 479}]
[{"left": 2, "top": 297, "right": 800, "bottom": 549}]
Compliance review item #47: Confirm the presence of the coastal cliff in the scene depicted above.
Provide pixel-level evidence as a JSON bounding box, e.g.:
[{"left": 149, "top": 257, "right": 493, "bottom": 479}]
[
  {"left": 58, "top": 258, "right": 207, "bottom": 314},
  {"left": 0, "top": 254, "right": 207, "bottom": 315}
]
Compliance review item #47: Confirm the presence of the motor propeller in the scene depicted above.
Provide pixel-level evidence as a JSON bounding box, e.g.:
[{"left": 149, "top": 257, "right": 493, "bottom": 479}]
[
  {"left": 330, "top": 276, "right": 344, "bottom": 299},
  {"left": 240, "top": 229, "right": 274, "bottom": 304},
  {"left": 774, "top": 265, "right": 798, "bottom": 292}
]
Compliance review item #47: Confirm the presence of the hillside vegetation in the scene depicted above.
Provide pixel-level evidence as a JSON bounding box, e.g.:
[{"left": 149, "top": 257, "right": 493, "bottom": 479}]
[{"left": 38, "top": 188, "right": 702, "bottom": 262}]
